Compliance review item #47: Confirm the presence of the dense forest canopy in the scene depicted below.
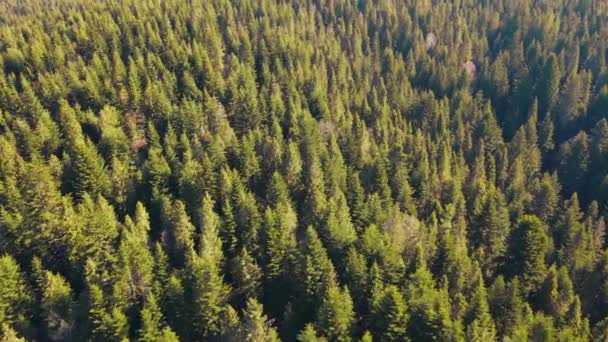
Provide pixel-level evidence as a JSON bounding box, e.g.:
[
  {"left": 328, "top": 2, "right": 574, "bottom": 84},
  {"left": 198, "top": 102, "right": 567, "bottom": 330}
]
[{"left": 0, "top": 0, "right": 608, "bottom": 340}]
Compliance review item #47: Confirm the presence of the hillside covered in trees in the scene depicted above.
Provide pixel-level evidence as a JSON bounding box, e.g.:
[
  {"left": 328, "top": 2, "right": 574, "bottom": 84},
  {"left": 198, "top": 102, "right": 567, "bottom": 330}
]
[{"left": 1, "top": 0, "right": 608, "bottom": 340}]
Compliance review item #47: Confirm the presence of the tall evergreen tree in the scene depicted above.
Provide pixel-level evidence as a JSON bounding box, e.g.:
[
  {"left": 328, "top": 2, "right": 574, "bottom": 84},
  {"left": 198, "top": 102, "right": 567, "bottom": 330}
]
[{"left": 507, "top": 215, "right": 550, "bottom": 294}]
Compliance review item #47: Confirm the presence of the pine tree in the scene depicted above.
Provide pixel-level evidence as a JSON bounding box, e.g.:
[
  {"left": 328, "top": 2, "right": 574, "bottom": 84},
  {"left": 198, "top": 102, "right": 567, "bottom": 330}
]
[
  {"left": 180, "top": 71, "right": 201, "bottom": 100},
  {"left": 88, "top": 284, "right": 129, "bottom": 342},
  {"left": 221, "top": 200, "right": 238, "bottom": 259},
  {"left": 557, "top": 69, "right": 590, "bottom": 133},
  {"left": 557, "top": 193, "right": 593, "bottom": 270},
  {"left": 266, "top": 172, "right": 290, "bottom": 208},
  {"left": 187, "top": 251, "right": 231, "bottom": 339},
  {"left": 476, "top": 186, "right": 510, "bottom": 278},
  {"left": 261, "top": 204, "right": 298, "bottom": 317},
  {"left": 373, "top": 155, "right": 392, "bottom": 205},
  {"left": 317, "top": 282, "right": 355, "bottom": 342},
  {"left": 405, "top": 264, "right": 456, "bottom": 341},
  {"left": 70, "top": 137, "right": 112, "bottom": 198},
  {"left": 0, "top": 256, "right": 33, "bottom": 339},
  {"left": 372, "top": 285, "right": 409, "bottom": 342},
  {"left": 72, "top": 194, "right": 120, "bottom": 277},
  {"left": 162, "top": 275, "right": 187, "bottom": 339},
  {"left": 231, "top": 298, "right": 280, "bottom": 342},
  {"left": 529, "top": 173, "right": 560, "bottom": 224},
  {"left": 33, "top": 260, "right": 75, "bottom": 340},
  {"left": 529, "top": 312, "right": 556, "bottom": 342},
  {"left": 301, "top": 145, "right": 328, "bottom": 228},
  {"left": 296, "top": 226, "right": 335, "bottom": 322},
  {"left": 262, "top": 206, "right": 296, "bottom": 281},
  {"left": 3, "top": 0, "right": 608, "bottom": 340},
  {"left": 343, "top": 247, "right": 368, "bottom": 315},
  {"left": 228, "top": 57, "right": 260, "bottom": 135},
  {"left": 321, "top": 191, "right": 357, "bottom": 256},
  {"left": 98, "top": 105, "right": 129, "bottom": 160},
  {"left": 558, "top": 133, "right": 590, "bottom": 196},
  {"left": 537, "top": 53, "right": 561, "bottom": 117},
  {"left": 188, "top": 194, "right": 231, "bottom": 339},
  {"left": 392, "top": 164, "right": 417, "bottom": 216},
  {"left": 346, "top": 168, "right": 369, "bottom": 232},
  {"left": 178, "top": 155, "right": 203, "bottom": 213},
  {"left": 507, "top": 215, "right": 550, "bottom": 294},
  {"left": 143, "top": 147, "right": 171, "bottom": 197},
  {"left": 488, "top": 276, "right": 531, "bottom": 340},
  {"left": 198, "top": 194, "right": 223, "bottom": 264},
  {"left": 465, "top": 271, "right": 496, "bottom": 342},
  {"left": 119, "top": 210, "right": 155, "bottom": 302},
  {"left": 283, "top": 141, "right": 303, "bottom": 191},
  {"left": 297, "top": 324, "right": 328, "bottom": 342},
  {"left": 164, "top": 200, "right": 195, "bottom": 267},
  {"left": 234, "top": 132, "right": 260, "bottom": 184},
  {"left": 138, "top": 295, "right": 178, "bottom": 342},
  {"left": 230, "top": 248, "right": 262, "bottom": 302}
]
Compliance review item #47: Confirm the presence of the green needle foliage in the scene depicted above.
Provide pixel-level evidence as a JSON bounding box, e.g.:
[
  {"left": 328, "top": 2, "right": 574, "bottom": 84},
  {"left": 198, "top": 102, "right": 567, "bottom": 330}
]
[{"left": 0, "top": 0, "right": 607, "bottom": 340}]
